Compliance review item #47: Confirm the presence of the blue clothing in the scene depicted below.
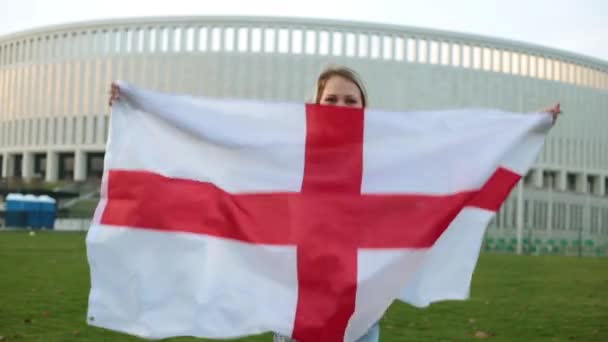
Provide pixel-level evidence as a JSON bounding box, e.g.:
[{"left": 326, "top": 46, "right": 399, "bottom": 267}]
[{"left": 273, "top": 321, "right": 380, "bottom": 342}]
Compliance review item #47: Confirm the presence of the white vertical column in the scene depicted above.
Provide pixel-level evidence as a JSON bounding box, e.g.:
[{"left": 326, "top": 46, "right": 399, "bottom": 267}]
[
  {"left": 45, "top": 150, "right": 58, "bottom": 182},
  {"left": 22, "top": 151, "right": 34, "bottom": 181},
  {"left": 74, "top": 149, "right": 86, "bottom": 182},
  {"left": 1, "top": 152, "right": 10, "bottom": 178},
  {"left": 557, "top": 170, "right": 567, "bottom": 191},
  {"left": 576, "top": 173, "right": 586, "bottom": 193}
]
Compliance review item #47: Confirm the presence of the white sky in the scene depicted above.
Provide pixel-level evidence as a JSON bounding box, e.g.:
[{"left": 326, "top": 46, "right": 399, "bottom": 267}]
[{"left": 0, "top": 0, "right": 607, "bottom": 61}]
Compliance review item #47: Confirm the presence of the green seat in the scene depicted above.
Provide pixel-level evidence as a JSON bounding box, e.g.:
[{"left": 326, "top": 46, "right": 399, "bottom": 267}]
[
  {"left": 560, "top": 239, "right": 568, "bottom": 248},
  {"left": 506, "top": 245, "right": 516, "bottom": 252},
  {"left": 584, "top": 240, "right": 594, "bottom": 247},
  {"left": 572, "top": 240, "right": 582, "bottom": 247},
  {"left": 595, "top": 247, "right": 603, "bottom": 257},
  {"left": 534, "top": 238, "right": 543, "bottom": 245},
  {"left": 522, "top": 238, "right": 530, "bottom": 245},
  {"left": 540, "top": 246, "right": 549, "bottom": 254},
  {"left": 498, "top": 238, "right": 506, "bottom": 245},
  {"left": 529, "top": 245, "right": 537, "bottom": 253},
  {"left": 548, "top": 239, "right": 556, "bottom": 246}
]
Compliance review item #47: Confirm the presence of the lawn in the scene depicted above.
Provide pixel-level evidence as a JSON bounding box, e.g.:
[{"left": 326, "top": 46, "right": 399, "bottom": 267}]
[{"left": 0, "top": 231, "right": 606, "bottom": 341}]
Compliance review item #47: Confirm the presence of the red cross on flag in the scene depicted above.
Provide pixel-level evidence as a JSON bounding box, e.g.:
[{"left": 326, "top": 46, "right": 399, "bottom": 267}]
[{"left": 86, "top": 81, "right": 551, "bottom": 342}]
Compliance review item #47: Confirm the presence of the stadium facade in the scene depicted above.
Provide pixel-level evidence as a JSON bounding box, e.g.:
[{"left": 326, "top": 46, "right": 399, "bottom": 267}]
[{"left": 0, "top": 16, "right": 607, "bottom": 249}]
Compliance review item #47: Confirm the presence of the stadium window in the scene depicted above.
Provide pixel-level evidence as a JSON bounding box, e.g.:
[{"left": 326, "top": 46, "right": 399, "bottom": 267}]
[
  {"left": 40, "top": 118, "right": 46, "bottom": 146},
  {"left": 587, "top": 175, "right": 597, "bottom": 194},
  {"left": 567, "top": 173, "right": 577, "bottom": 192},
  {"left": 224, "top": 27, "right": 235, "bottom": 52},
  {"left": 554, "top": 60, "right": 561, "bottom": 81},
  {"left": 332, "top": 32, "right": 343, "bottom": 57},
  {"left": 538, "top": 57, "right": 545, "bottom": 79},
  {"left": 51, "top": 117, "right": 57, "bottom": 145},
  {"left": 70, "top": 117, "right": 76, "bottom": 145},
  {"left": 546, "top": 58, "right": 554, "bottom": 80},
  {"left": 511, "top": 52, "right": 519, "bottom": 75},
  {"left": 370, "top": 34, "right": 380, "bottom": 59},
  {"left": 112, "top": 30, "right": 121, "bottom": 54},
  {"left": 520, "top": 54, "right": 528, "bottom": 76},
  {"left": 60, "top": 117, "right": 67, "bottom": 145},
  {"left": 92, "top": 116, "right": 97, "bottom": 144},
  {"left": 357, "top": 33, "right": 369, "bottom": 58},
  {"left": 237, "top": 28, "right": 248, "bottom": 52},
  {"left": 291, "top": 29, "right": 303, "bottom": 55},
  {"left": 211, "top": 27, "right": 222, "bottom": 52},
  {"left": 173, "top": 27, "right": 183, "bottom": 52},
  {"left": 451, "top": 44, "right": 461, "bottom": 66},
  {"left": 406, "top": 38, "right": 416, "bottom": 62},
  {"left": 383, "top": 36, "right": 394, "bottom": 60},
  {"left": 482, "top": 47, "right": 491, "bottom": 71},
  {"left": 197, "top": 27, "right": 208, "bottom": 52},
  {"left": 472, "top": 46, "right": 481, "bottom": 69},
  {"left": 305, "top": 30, "right": 316, "bottom": 55},
  {"left": 429, "top": 41, "right": 439, "bottom": 64},
  {"left": 318, "top": 31, "right": 329, "bottom": 56},
  {"left": 529, "top": 55, "right": 537, "bottom": 77},
  {"left": 395, "top": 37, "right": 405, "bottom": 61},
  {"left": 417, "top": 39, "right": 427, "bottom": 63},
  {"left": 19, "top": 120, "right": 25, "bottom": 146},
  {"left": 81, "top": 116, "right": 87, "bottom": 144},
  {"left": 543, "top": 170, "right": 558, "bottom": 189},
  {"left": 440, "top": 42, "right": 449, "bottom": 65},
  {"left": 251, "top": 28, "right": 262, "bottom": 53},
  {"left": 26, "top": 119, "right": 33, "bottom": 146},
  {"left": 345, "top": 33, "right": 356, "bottom": 57},
  {"left": 278, "top": 29, "right": 289, "bottom": 54}
]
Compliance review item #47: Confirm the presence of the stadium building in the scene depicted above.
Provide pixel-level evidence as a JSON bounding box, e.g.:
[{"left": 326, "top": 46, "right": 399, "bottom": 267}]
[{"left": 0, "top": 16, "right": 607, "bottom": 252}]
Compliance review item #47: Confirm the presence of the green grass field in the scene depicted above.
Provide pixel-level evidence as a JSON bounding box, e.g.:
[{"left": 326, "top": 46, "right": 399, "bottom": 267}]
[{"left": 0, "top": 231, "right": 606, "bottom": 342}]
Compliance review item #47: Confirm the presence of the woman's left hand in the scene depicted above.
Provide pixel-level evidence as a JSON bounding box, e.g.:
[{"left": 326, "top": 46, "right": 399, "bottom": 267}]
[{"left": 543, "top": 103, "right": 562, "bottom": 124}]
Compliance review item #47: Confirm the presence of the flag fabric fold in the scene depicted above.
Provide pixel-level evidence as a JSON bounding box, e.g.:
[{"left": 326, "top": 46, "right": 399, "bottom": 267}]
[{"left": 86, "top": 81, "right": 552, "bottom": 342}]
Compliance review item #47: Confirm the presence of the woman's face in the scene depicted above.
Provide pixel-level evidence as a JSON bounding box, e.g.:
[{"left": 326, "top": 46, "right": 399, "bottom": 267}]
[{"left": 319, "top": 75, "right": 364, "bottom": 108}]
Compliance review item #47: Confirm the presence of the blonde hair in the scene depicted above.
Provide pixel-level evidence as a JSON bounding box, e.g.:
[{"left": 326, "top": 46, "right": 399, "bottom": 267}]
[{"left": 314, "top": 65, "right": 368, "bottom": 108}]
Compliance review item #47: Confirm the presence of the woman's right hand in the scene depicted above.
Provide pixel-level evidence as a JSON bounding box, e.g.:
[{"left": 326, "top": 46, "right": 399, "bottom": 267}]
[{"left": 109, "top": 82, "right": 121, "bottom": 106}]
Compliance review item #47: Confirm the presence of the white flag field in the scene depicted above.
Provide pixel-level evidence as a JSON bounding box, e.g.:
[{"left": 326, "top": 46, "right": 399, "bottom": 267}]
[{"left": 86, "top": 81, "right": 552, "bottom": 342}]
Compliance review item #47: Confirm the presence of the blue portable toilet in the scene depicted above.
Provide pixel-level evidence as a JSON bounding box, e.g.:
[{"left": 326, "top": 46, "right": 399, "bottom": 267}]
[
  {"left": 23, "top": 194, "right": 41, "bottom": 229},
  {"left": 6, "top": 193, "right": 27, "bottom": 228},
  {"left": 39, "top": 195, "right": 57, "bottom": 229}
]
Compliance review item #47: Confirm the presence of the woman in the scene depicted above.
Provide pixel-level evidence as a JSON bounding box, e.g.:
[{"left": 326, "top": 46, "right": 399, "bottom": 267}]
[
  {"left": 109, "top": 65, "right": 561, "bottom": 342},
  {"left": 109, "top": 65, "right": 380, "bottom": 342},
  {"left": 272, "top": 66, "right": 380, "bottom": 342}
]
